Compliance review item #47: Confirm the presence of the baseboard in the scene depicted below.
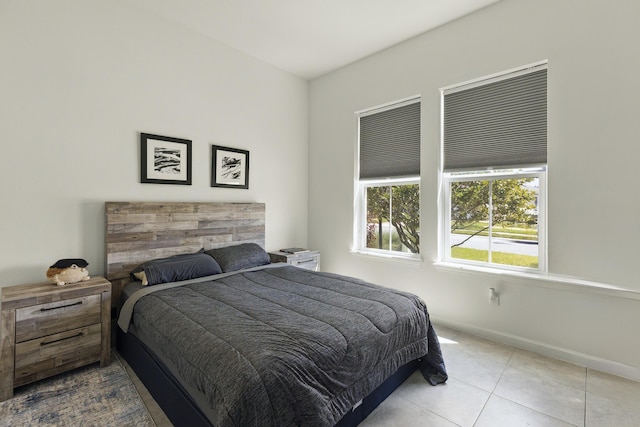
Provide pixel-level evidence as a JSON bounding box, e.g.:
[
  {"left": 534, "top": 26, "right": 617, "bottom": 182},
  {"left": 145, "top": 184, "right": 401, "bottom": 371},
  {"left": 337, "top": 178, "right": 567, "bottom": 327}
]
[{"left": 432, "top": 318, "right": 640, "bottom": 383}]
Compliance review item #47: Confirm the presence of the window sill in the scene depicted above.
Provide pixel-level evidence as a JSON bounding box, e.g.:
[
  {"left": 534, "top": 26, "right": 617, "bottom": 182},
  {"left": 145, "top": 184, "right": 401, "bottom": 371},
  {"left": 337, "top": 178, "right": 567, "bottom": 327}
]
[
  {"left": 351, "top": 249, "right": 422, "bottom": 263},
  {"left": 433, "top": 261, "right": 640, "bottom": 301}
]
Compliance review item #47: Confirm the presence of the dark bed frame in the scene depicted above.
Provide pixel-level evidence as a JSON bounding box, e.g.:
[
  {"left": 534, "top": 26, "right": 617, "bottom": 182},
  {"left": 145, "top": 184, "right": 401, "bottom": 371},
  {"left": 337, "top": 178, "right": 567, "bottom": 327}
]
[
  {"left": 107, "top": 202, "right": 419, "bottom": 426},
  {"left": 117, "top": 328, "right": 419, "bottom": 427}
]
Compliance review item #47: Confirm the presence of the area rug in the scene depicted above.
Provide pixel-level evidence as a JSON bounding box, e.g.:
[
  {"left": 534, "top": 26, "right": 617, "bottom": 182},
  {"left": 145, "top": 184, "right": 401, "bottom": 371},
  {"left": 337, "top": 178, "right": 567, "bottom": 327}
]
[{"left": 0, "top": 352, "right": 155, "bottom": 426}]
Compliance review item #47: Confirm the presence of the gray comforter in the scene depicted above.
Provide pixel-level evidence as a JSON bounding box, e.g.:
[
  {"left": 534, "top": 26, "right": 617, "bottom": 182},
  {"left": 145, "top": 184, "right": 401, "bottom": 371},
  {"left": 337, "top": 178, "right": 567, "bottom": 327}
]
[{"left": 120, "top": 265, "right": 447, "bottom": 426}]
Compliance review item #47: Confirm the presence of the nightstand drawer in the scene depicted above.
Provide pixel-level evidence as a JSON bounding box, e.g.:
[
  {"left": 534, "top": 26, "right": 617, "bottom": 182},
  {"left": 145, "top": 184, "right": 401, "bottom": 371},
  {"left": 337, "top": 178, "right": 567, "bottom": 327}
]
[
  {"left": 290, "top": 254, "right": 319, "bottom": 270},
  {"left": 269, "top": 250, "right": 320, "bottom": 271},
  {"left": 15, "top": 294, "right": 102, "bottom": 343},
  {"left": 14, "top": 323, "right": 102, "bottom": 386}
]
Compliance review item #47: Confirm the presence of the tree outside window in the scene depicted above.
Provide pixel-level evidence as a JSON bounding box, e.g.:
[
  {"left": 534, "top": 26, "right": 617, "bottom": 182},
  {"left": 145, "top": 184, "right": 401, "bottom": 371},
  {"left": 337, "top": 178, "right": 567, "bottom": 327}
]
[
  {"left": 448, "top": 174, "right": 540, "bottom": 268},
  {"left": 365, "top": 183, "right": 420, "bottom": 254}
]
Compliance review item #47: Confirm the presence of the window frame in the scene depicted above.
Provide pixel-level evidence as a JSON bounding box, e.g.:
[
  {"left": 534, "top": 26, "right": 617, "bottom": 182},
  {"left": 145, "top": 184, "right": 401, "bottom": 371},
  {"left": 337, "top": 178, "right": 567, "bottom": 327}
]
[
  {"left": 441, "top": 167, "right": 547, "bottom": 273},
  {"left": 438, "top": 61, "right": 548, "bottom": 274},
  {"left": 355, "top": 177, "right": 421, "bottom": 259},
  {"left": 354, "top": 96, "right": 422, "bottom": 260}
]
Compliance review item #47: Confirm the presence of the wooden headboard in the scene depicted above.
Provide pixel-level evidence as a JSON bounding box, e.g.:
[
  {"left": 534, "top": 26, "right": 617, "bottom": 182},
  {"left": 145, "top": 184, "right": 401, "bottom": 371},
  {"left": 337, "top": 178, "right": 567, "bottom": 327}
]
[{"left": 105, "top": 201, "right": 265, "bottom": 310}]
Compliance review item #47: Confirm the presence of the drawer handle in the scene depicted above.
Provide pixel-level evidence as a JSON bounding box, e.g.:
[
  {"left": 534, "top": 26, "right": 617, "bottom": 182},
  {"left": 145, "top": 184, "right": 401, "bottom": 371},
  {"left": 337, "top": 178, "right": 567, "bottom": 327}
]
[
  {"left": 297, "top": 259, "right": 315, "bottom": 264},
  {"left": 41, "top": 332, "right": 84, "bottom": 346},
  {"left": 40, "top": 301, "right": 82, "bottom": 312}
]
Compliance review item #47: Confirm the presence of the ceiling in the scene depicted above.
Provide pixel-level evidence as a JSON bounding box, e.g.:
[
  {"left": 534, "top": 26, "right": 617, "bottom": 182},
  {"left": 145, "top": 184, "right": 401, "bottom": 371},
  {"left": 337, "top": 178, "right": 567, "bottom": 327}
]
[{"left": 128, "top": 0, "right": 500, "bottom": 80}]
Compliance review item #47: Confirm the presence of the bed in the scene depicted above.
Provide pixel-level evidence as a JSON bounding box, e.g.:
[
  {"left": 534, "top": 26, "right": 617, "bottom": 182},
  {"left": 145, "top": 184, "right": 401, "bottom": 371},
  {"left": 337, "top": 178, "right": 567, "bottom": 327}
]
[{"left": 106, "top": 202, "right": 447, "bottom": 427}]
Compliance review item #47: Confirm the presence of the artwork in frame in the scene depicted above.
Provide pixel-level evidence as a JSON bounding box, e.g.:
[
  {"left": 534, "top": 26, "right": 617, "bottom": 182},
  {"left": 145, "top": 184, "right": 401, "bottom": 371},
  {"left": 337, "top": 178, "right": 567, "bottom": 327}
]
[
  {"left": 211, "top": 145, "right": 250, "bottom": 189},
  {"left": 140, "top": 133, "right": 192, "bottom": 185}
]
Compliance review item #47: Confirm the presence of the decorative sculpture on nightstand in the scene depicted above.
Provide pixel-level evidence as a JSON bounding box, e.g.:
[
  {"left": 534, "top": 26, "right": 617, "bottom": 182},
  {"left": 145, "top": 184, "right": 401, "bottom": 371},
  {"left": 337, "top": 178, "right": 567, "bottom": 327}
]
[{"left": 46, "top": 258, "right": 91, "bottom": 286}]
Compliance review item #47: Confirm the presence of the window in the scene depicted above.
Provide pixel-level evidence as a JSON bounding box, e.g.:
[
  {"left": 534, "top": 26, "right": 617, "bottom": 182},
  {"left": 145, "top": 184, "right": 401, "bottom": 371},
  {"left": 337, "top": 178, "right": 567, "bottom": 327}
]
[
  {"left": 355, "top": 98, "right": 421, "bottom": 257},
  {"left": 444, "top": 168, "right": 545, "bottom": 269},
  {"left": 440, "top": 62, "right": 547, "bottom": 272},
  {"left": 362, "top": 178, "right": 420, "bottom": 253}
]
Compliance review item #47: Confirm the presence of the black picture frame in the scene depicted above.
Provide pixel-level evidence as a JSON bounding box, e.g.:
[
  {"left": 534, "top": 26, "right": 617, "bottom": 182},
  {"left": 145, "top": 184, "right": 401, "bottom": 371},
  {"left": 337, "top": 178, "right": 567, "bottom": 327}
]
[
  {"left": 211, "top": 145, "right": 249, "bottom": 189},
  {"left": 140, "top": 133, "right": 192, "bottom": 185}
]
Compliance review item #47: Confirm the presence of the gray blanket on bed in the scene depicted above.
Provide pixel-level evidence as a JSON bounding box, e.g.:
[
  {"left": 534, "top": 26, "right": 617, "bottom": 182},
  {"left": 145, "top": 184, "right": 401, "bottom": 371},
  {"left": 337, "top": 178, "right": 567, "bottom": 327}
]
[{"left": 122, "top": 265, "right": 447, "bottom": 426}]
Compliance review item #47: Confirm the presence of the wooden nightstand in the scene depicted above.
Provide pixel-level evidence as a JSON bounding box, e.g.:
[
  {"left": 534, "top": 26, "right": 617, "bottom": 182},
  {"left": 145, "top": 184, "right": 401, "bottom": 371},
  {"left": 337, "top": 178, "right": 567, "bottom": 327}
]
[
  {"left": 0, "top": 276, "right": 111, "bottom": 402},
  {"left": 269, "top": 250, "right": 320, "bottom": 271}
]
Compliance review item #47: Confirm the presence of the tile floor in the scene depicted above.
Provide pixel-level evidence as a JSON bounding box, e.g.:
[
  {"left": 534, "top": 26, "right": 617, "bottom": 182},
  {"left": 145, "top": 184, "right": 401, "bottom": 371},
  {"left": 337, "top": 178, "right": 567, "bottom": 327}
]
[
  {"left": 361, "top": 324, "right": 640, "bottom": 427},
  {"left": 124, "top": 324, "right": 640, "bottom": 427}
]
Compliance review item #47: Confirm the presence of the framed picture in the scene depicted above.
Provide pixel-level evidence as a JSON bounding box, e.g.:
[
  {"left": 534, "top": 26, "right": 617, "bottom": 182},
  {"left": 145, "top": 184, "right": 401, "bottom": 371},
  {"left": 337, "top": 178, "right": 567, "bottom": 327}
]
[
  {"left": 140, "top": 133, "right": 192, "bottom": 185},
  {"left": 211, "top": 145, "right": 249, "bottom": 189}
]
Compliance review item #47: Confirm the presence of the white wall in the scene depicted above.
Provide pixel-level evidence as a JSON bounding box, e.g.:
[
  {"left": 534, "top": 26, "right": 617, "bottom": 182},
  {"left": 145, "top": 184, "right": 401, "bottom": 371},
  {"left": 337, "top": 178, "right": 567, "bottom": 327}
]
[
  {"left": 0, "top": 1, "right": 309, "bottom": 286},
  {"left": 309, "top": 0, "right": 640, "bottom": 379}
]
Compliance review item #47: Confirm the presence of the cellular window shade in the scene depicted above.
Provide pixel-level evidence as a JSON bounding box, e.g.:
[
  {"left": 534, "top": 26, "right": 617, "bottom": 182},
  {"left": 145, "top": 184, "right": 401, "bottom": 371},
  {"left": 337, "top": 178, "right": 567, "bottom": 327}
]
[
  {"left": 443, "top": 68, "right": 547, "bottom": 171},
  {"left": 359, "top": 101, "right": 420, "bottom": 179}
]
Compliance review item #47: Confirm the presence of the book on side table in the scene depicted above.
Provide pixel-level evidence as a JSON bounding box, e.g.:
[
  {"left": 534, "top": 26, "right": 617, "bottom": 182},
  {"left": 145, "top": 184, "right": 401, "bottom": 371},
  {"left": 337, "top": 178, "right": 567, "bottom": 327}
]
[{"left": 280, "top": 247, "right": 310, "bottom": 254}]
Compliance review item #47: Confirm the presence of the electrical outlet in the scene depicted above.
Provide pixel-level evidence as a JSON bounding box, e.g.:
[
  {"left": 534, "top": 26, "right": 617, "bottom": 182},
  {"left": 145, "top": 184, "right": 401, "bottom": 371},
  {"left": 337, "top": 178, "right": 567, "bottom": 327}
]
[{"left": 489, "top": 287, "right": 500, "bottom": 305}]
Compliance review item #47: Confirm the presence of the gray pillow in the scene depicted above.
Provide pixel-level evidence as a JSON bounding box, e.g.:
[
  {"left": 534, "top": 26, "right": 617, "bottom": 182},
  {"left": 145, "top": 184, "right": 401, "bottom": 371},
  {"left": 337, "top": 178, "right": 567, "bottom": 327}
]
[
  {"left": 131, "top": 251, "right": 222, "bottom": 286},
  {"left": 205, "top": 243, "right": 271, "bottom": 272}
]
